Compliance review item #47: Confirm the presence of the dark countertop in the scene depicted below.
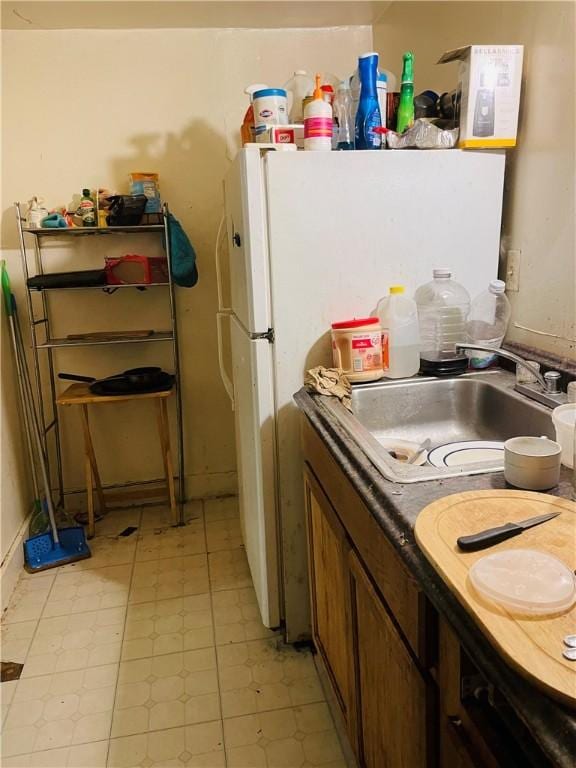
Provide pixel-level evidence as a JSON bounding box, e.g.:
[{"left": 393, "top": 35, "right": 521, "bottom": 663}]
[{"left": 294, "top": 385, "right": 576, "bottom": 768}]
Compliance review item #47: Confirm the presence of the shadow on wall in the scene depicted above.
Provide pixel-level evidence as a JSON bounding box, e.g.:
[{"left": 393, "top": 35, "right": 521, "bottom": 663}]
[{"left": 1, "top": 118, "right": 238, "bottom": 495}]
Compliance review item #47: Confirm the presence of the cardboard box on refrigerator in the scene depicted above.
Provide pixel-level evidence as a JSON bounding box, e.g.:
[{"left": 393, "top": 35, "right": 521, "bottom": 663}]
[
  {"left": 255, "top": 124, "right": 304, "bottom": 148},
  {"left": 438, "top": 45, "right": 524, "bottom": 148}
]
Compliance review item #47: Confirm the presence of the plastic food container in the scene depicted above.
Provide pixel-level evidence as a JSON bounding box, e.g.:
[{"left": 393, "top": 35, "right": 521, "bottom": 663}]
[
  {"left": 331, "top": 317, "right": 383, "bottom": 383},
  {"left": 469, "top": 549, "right": 576, "bottom": 615},
  {"left": 504, "top": 436, "right": 562, "bottom": 490},
  {"left": 552, "top": 404, "right": 576, "bottom": 468},
  {"left": 253, "top": 88, "right": 289, "bottom": 134}
]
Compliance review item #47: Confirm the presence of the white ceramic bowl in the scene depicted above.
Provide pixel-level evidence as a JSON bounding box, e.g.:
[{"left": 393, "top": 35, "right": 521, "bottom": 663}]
[{"left": 504, "top": 436, "right": 561, "bottom": 490}]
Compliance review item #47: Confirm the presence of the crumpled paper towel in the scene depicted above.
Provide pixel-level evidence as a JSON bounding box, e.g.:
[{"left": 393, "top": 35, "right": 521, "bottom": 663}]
[{"left": 304, "top": 366, "right": 352, "bottom": 412}]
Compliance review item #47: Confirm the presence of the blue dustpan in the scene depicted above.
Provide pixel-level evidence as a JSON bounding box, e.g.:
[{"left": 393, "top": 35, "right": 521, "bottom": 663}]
[{"left": 24, "top": 526, "right": 91, "bottom": 572}]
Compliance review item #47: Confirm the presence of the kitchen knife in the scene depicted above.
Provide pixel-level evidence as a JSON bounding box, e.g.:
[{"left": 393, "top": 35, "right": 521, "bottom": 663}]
[{"left": 457, "top": 511, "right": 560, "bottom": 552}]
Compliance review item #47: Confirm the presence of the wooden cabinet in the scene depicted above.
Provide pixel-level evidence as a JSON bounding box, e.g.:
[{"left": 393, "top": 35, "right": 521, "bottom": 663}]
[
  {"left": 302, "top": 415, "right": 550, "bottom": 768},
  {"left": 304, "top": 433, "right": 435, "bottom": 766},
  {"left": 304, "top": 469, "right": 354, "bottom": 734},
  {"left": 349, "top": 551, "right": 432, "bottom": 768}
]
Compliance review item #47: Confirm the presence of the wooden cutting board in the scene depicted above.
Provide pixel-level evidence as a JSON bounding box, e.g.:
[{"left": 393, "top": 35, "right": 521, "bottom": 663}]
[{"left": 414, "top": 490, "right": 576, "bottom": 708}]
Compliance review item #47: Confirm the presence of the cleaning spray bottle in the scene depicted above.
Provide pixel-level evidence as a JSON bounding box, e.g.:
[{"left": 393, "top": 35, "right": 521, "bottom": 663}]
[
  {"left": 355, "top": 52, "right": 382, "bottom": 150},
  {"left": 304, "top": 74, "right": 333, "bottom": 151}
]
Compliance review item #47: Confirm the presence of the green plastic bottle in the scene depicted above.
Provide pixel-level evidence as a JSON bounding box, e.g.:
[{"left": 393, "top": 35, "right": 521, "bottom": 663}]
[
  {"left": 396, "top": 52, "right": 415, "bottom": 134},
  {"left": 80, "top": 188, "right": 96, "bottom": 227}
]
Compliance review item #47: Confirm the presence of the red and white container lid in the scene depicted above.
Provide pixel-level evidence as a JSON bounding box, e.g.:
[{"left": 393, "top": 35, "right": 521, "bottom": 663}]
[{"left": 331, "top": 317, "right": 379, "bottom": 330}]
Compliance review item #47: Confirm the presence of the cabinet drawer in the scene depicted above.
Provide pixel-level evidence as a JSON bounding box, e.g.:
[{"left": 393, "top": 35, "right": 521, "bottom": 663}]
[{"left": 303, "top": 418, "right": 424, "bottom": 658}]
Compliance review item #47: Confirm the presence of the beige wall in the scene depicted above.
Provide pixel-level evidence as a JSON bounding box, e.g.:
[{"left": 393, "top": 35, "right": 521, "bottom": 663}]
[
  {"left": 374, "top": 1, "right": 575, "bottom": 362},
  {"left": 1, "top": 300, "right": 32, "bottom": 566},
  {"left": 1, "top": 24, "right": 372, "bottom": 555}
]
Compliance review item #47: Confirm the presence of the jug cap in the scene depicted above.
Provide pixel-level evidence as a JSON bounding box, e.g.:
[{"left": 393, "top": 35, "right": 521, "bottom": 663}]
[
  {"left": 389, "top": 285, "right": 405, "bottom": 294},
  {"left": 433, "top": 268, "right": 451, "bottom": 278}
]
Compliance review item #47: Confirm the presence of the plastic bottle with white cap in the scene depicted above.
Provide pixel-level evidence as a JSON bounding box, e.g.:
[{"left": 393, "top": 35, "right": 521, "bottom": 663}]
[{"left": 465, "top": 279, "right": 512, "bottom": 368}]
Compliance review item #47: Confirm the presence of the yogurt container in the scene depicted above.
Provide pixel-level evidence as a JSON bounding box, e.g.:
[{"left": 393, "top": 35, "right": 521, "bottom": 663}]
[
  {"left": 253, "top": 88, "right": 289, "bottom": 135},
  {"left": 331, "top": 317, "right": 383, "bottom": 383}
]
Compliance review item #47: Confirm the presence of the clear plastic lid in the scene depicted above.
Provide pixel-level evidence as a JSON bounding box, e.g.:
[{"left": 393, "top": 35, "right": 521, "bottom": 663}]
[
  {"left": 433, "top": 268, "right": 451, "bottom": 279},
  {"left": 469, "top": 549, "right": 576, "bottom": 615}
]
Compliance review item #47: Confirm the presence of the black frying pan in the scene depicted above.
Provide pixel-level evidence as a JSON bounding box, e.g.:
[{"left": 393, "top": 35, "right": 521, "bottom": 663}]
[{"left": 59, "top": 367, "right": 174, "bottom": 395}]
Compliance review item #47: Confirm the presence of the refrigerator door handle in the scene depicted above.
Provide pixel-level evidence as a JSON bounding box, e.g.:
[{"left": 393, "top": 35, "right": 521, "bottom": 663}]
[
  {"left": 216, "top": 310, "right": 235, "bottom": 409},
  {"left": 215, "top": 214, "right": 232, "bottom": 313}
]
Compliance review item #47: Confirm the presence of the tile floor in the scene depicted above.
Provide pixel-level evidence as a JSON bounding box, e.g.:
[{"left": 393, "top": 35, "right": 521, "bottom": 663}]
[{"left": 1, "top": 497, "right": 346, "bottom": 768}]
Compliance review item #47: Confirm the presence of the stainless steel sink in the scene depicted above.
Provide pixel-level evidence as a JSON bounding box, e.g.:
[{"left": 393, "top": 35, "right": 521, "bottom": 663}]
[{"left": 321, "top": 370, "right": 555, "bottom": 483}]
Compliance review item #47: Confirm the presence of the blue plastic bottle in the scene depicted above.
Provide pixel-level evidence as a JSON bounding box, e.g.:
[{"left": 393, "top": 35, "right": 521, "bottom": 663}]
[{"left": 355, "top": 52, "right": 382, "bottom": 150}]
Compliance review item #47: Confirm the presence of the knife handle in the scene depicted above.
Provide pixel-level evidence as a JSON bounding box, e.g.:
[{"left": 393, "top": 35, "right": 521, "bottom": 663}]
[{"left": 457, "top": 523, "right": 521, "bottom": 552}]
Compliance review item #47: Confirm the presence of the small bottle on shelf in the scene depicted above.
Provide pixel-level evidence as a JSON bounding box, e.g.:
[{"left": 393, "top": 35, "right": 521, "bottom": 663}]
[
  {"left": 396, "top": 52, "right": 415, "bottom": 134},
  {"left": 79, "top": 189, "right": 96, "bottom": 227}
]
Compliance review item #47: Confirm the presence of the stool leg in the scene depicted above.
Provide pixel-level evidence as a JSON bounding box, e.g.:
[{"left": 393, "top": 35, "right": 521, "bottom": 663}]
[
  {"left": 157, "top": 399, "right": 177, "bottom": 526},
  {"left": 80, "top": 405, "right": 107, "bottom": 527}
]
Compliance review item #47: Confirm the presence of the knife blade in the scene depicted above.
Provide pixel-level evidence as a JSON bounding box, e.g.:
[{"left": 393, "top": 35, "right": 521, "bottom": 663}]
[{"left": 457, "top": 511, "right": 560, "bottom": 552}]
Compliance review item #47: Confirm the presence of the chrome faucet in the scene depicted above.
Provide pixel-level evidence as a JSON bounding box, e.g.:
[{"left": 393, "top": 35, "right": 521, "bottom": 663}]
[{"left": 455, "top": 343, "right": 567, "bottom": 409}]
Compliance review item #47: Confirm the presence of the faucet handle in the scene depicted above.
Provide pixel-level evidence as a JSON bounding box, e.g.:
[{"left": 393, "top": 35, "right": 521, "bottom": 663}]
[{"left": 544, "top": 370, "right": 562, "bottom": 394}]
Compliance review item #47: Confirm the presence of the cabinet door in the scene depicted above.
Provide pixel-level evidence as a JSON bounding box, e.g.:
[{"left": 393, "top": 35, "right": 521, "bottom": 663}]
[
  {"left": 350, "top": 551, "right": 431, "bottom": 768},
  {"left": 304, "top": 468, "right": 354, "bottom": 730}
]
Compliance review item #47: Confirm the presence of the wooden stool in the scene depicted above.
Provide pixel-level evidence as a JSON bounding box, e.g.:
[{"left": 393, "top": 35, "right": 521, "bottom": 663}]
[{"left": 57, "top": 383, "right": 177, "bottom": 538}]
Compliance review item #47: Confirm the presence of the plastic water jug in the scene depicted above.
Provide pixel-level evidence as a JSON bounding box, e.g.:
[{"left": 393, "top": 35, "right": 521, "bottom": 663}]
[
  {"left": 376, "top": 286, "right": 420, "bottom": 378},
  {"left": 465, "top": 279, "right": 512, "bottom": 368},
  {"left": 414, "top": 269, "right": 470, "bottom": 354}
]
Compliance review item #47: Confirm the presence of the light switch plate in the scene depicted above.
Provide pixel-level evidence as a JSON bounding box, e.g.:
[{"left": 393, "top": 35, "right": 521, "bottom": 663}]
[{"left": 506, "top": 249, "right": 521, "bottom": 291}]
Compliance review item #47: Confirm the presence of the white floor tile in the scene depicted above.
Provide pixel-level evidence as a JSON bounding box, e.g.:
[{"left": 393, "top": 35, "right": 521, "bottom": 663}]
[
  {"left": 2, "top": 665, "right": 118, "bottom": 756},
  {"left": 108, "top": 720, "right": 224, "bottom": 767},
  {"left": 1, "top": 739, "right": 109, "bottom": 767},
  {"left": 122, "top": 594, "right": 214, "bottom": 661},
  {"left": 111, "top": 648, "right": 220, "bottom": 737},
  {"left": 224, "top": 702, "right": 346, "bottom": 768},
  {"left": 23, "top": 607, "right": 125, "bottom": 677},
  {"left": 212, "top": 587, "right": 277, "bottom": 646},
  {"left": 0, "top": 620, "right": 37, "bottom": 664},
  {"left": 44, "top": 565, "right": 132, "bottom": 618},
  {"left": 206, "top": 517, "right": 243, "bottom": 553},
  {"left": 1, "top": 680, "right": 19, "bottom": 725},
  {"left": 140, "top": 500, "right": 203, "bottom": 531},
  {"left": 129, "top": 554, "right": 209, "bottom": 604},
  {"left": 204, "top": 496, "right": 239, "bottom": 522},
  {"left": 59, "top": 536, "right": 136, "bottom": 572},
  {"left": 208, "top": 549, "right": 252, "bottom": 592},
  {"left": 217, "top": 638, "right": 324, "bottom": 719},
  {"left": 93, "top": 508, "right": 142, "bottom": 539},
  {"left": 2, "top": 575, "right": 55, "bottom": 625},
  {"left": 135, "top": 520, "right": 205, "bottom": 562}
]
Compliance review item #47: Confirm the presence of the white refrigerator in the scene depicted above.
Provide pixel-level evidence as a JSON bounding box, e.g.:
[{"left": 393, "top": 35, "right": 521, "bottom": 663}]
[{"left": 218, "top": 146, "right": 505, "bottom": 641}]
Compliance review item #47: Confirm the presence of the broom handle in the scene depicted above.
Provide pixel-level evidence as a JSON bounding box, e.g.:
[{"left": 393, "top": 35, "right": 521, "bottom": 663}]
[
  {"left": 11, "top": 298, "right": 60, "bottom": 544},
  {"left": 9, "top": 314, "right": 39, "bottom": 499}
]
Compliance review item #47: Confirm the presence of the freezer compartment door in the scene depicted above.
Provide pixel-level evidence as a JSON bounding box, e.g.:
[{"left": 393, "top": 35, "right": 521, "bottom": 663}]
[
  {"left": 230, "top": 314, "right": 280, "bottom": 628},
  {"left": 223, "top": 149, "right": 272, "bottom": 333}
]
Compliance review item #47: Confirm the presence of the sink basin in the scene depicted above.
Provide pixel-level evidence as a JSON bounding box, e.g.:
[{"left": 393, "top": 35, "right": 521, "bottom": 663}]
[{"left": 321, "top": 370, "right": 555, "bottom": 483}]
